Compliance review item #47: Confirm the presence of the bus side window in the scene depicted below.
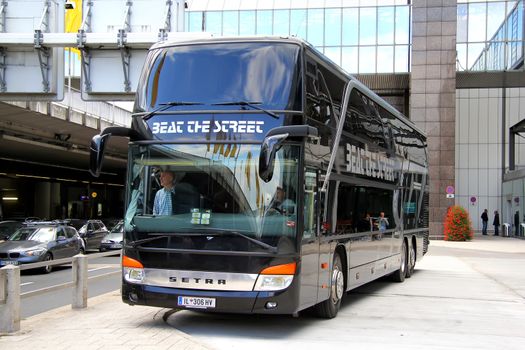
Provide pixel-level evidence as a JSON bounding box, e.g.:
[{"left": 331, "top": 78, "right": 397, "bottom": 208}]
[{"left": 303, "top": 169, "right": 317, "bottom": 240}]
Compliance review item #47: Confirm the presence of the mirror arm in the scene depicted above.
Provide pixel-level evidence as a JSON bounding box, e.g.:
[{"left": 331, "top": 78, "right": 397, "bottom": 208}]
[
  {"left": 89, "top": 127, "right": 144, "bottom": 177},
  {"left": 99, "top": 126, "right": 143, "bottom": 141}
]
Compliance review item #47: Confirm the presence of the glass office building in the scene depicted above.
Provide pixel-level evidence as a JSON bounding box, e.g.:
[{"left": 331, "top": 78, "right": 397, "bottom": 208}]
[
  {"left": 186, "top": 0, "right": 411, "bottom": 74},
  {"left": 186, "top": 0, "right": 523, "bottom": 74},
  {"left": 185, "top": 0, "right": 525, "bottom": 235}
]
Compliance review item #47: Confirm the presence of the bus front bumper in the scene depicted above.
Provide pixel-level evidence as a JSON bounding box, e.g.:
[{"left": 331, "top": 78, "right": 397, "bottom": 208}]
[{"left": 122, "top": 282, "right": 299, "bottom": 315}]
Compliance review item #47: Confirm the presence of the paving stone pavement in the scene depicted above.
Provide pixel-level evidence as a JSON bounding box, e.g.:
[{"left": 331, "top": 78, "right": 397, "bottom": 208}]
[{"left": 0, "top": 290, "right": 213, "bottom": 349}]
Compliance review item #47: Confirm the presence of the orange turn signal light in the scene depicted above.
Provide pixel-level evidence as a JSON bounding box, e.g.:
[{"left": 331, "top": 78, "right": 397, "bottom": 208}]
[
  {"left": 122, "top": 255, "right": 144, "bottom": 269},
  {"left": 260, "top": 262, "right": 296, "bottom": 275}
]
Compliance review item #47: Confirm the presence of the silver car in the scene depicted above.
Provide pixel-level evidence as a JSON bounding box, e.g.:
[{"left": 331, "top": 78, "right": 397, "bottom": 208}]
[{"left": 99, "top": 221, "right": 123, "bottom": 252}]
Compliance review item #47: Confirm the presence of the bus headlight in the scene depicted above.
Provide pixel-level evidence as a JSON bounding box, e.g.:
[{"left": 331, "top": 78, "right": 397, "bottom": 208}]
[
  {"left": 254, "top": 262, "right": 296, "bottom": 291},
  {"left": 254, "top": 275, "right": 293, "bottom": 291},
  {"left": 122, "top": 255, "right": 144, "bottom": 283},
  {"left": 123, "top": 267, "right": 144, "bottom": 283}
]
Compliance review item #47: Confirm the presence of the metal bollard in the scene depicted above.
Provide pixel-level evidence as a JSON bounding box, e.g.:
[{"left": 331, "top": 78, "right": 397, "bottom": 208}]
[
  {"left": 502, "top": 223, "right": 510, "bottom": 237},
  {"left": 72, "top": 254, "right": 88, "bottom": 309},
  {"left": 0, "top": 265, "right": 21, "bottom": 333}
]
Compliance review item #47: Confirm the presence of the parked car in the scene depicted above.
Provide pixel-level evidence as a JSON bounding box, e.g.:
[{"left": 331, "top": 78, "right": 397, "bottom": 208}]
[
  {"left": 99, "top": 220, "right": 124, "bottom": 252},
  {"left": 0, "top": 221, "right": 24, "bottom": 241},
  {"left": 66, "top": 219, "right": 109, "bottom": 251},
  {"left": 100, "top": 218, "right": 121, "bottom": 231},
  {"left": 0, "top": 221, "right": 84, "bottom": 273}
]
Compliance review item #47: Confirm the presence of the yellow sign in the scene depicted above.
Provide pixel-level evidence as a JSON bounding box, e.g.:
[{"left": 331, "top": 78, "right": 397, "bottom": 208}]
[
  {"left": 65, "top": 0, "right": 82, "bottom": 56},
  {"left": 91, "top": 192, "right": 97, "bottom": 198}
]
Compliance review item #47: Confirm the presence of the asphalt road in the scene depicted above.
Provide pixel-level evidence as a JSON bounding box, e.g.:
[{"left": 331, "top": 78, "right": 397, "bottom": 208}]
[{"left": 20, "top": 254, "right": 121, "bottom": 318}]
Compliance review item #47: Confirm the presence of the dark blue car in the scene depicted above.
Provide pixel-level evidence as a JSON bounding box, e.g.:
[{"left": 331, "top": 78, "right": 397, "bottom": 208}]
[{"left": 0, "top": 221, "right": 84, "bottom": 273}]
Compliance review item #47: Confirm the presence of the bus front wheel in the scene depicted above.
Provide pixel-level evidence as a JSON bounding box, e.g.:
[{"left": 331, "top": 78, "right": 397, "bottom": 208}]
[{"left": 315, "top": 253, "right": 344, "bottom": 318}]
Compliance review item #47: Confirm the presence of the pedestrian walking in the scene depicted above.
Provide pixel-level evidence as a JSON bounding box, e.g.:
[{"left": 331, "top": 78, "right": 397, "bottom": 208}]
[
  {"left": 481, "top": 209, "right": 489, "bottom": 235},
  {"left": 493, "top": 210, "right": 500, "bottom": 236}
]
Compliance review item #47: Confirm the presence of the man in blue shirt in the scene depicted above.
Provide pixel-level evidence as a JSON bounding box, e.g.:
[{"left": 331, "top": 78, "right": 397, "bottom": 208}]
[{"left": 153, "top": 170, "right": 175, "bottom": 215}]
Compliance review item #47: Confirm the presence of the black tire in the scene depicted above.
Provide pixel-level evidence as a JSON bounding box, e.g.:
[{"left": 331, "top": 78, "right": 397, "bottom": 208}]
[
  {"left": 391, "top": 240, "right": 407, "bottom": 282},
  {"left": 315, "top": 254, "right": 345, "bottom": 319},
  {"left": 41, "top": 253, "right": 53, "bottom": 274},
  {"left": 406, "top": 240, "right": 416, "bottom": 278}
]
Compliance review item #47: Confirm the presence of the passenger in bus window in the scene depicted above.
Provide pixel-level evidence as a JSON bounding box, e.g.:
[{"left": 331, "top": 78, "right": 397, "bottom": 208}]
[
  {"left": 357, "top": 213, "right": 373, "bottom": 232},
  {"left": 378, "top": 212, "right": 389, "bottom": 232},
  {"left": 153, "top": 170, "right": 175, "bottom": 215}
]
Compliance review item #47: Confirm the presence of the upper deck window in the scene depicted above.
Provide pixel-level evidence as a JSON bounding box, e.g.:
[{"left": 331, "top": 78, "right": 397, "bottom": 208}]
[{"left": 135, "top": 42, "right": 302, "bottom": 112}]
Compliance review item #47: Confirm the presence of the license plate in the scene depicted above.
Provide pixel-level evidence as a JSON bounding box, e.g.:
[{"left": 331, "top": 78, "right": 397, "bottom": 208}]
[
  {"left": 0, "top": 260, "right": 18, "bottom": 266},
  {"left": 177, "top": 296, "right": 216, "bottom": 309},
  {"left": 110, "top": 244, "right": 122, "bottom": 249}
]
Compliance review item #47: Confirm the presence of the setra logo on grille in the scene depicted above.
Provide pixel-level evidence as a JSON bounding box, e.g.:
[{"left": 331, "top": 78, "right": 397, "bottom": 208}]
[{"left": 169, "top": 276, "right": 226, "bottom": 285}]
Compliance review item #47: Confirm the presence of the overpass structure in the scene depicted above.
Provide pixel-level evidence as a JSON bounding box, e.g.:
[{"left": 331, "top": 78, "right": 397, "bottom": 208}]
[{"left": 0, "top": 0, "right": 188, "bottom": 220}]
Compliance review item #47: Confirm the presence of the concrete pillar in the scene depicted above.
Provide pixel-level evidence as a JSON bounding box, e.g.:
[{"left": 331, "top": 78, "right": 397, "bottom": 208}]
[
  {"left": 72, "top": 254, "right": 88, "bottom": 309},
  {"left": 411, "top": 0, "right": 457, "bottom": 238},
  {"left": 34, "top": 182, "right": 51, "bottom": 219},
  {"left": 0, "top": 265, "right": 21, "bottom": 333},
  {"left": 50, "top": 182, "right": 61, "bottom": 219}
]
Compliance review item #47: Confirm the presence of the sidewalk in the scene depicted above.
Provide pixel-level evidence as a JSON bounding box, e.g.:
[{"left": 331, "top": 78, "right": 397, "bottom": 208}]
[
  {"left": 0, "top": 290, "right": 212, "bottom": 350},
  {"left": 431, "top": 233, "right": 525, "bottom": 253}
]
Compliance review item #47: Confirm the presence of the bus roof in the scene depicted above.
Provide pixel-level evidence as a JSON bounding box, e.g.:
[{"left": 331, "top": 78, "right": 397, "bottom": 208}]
[{"left": 149, "top": 36, "right": 426, "bottom": 139}]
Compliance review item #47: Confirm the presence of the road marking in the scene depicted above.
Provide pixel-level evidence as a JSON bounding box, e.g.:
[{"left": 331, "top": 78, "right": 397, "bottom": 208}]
[
  {"left": 88, "top": 266, "right": 113, "bottom": 272},
  {"left": 21, "top": 282, "right": 34, "bottom": 286}
]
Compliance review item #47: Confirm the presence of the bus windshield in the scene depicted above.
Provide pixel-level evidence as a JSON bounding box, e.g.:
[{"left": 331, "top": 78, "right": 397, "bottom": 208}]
[
  {"left": 126, "top": 143, "right": 300, "bottom": 250},
  {"left": 135, "top": 42, "right": 302, "bottom": 112}
]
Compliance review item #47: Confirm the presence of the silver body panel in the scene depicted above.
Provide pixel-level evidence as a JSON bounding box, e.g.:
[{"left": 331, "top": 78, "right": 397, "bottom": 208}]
[{"left": 138, "top": 268, "right": 259, "bottom": 291}]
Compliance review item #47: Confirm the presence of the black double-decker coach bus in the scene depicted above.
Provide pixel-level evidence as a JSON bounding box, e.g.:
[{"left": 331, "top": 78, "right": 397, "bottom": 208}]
[{"left": 90, "top": 37, "right": 429, "bottom": 318}]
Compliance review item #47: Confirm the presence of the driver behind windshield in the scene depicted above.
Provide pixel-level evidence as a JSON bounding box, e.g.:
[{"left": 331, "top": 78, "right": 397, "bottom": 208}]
[{"left": 153, "top": 170, "right": 176, "bottom": 215}]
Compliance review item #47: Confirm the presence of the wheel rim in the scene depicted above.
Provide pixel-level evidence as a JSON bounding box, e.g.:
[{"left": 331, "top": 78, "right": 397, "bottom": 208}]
[
  {"left": 44, "top": 254, "right": 52, "bottom": 273},
  {"left": 331, "top": 267, "right": 344, "bottom": 303},
  {"left": 400, "top": 243, "right": 406, "bottom": 275},
  {"left": 409, "top": 245, "right": 416, "bottom": 270}
]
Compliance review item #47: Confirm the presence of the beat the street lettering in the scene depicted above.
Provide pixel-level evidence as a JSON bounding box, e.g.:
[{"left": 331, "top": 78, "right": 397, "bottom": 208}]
[
  {"left": 151, "top": 120, "right": 265, "bottom": 134},
  {"left": 345, "top": 144, "right": 395, "bottom": 181}
]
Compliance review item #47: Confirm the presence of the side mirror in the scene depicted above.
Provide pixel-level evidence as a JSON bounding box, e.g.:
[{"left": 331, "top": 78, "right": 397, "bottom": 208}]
[
  {"left": 57, "top": 236, "right": 67, "bottom": 241},
  {"left": 90, "top": 133, "right": 110, "bottom": 177},
  {"left": 259, "top": 133, "right": 288, "bottom": 183},
  {"left": 258, "top": 125, "right": 318, "bottom": 182}
]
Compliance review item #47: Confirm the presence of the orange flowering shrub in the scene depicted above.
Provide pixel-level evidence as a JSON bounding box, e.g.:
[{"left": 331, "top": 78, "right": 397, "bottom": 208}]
[{"left": 443, "top": 205, "right": 473, "bottom": 241}]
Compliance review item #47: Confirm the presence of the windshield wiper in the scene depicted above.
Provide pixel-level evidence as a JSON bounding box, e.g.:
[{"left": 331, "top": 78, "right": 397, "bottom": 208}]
[
  {"left": 212, "top": 101, "right": 279, "bottom": 119},
  {"left": 128, "top": 235, "right": 171, "bottom": 248},
  {"left": 142, "top": 101, "right": 203, "bottom": 121},
  {"left": 127, "top": 230, "right": 277, "bottom": 253}
]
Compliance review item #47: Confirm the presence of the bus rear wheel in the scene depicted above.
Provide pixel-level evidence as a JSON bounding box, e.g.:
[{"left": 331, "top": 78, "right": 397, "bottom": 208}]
[
  {"left": 406, "top": 240, "right": 416, "bottom": 278},
  {"left": 315, "top": 254, "right": 344, "bottom": 319},
  {"left": 391, "top": 240, "right": 407, "bottom": 282}
]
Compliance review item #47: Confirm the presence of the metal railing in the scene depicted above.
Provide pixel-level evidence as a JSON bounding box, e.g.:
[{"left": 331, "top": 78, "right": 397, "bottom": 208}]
[{"left": 0, "top": 250, "right": 120, "bottom": 334}]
